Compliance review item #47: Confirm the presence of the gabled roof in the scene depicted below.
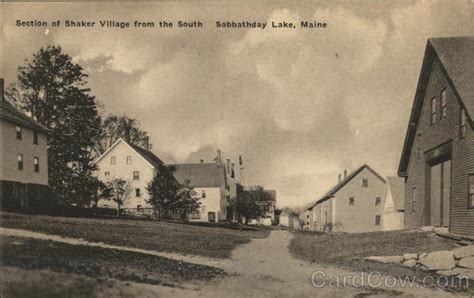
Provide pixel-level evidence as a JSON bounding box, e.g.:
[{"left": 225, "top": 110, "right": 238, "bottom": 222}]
[
  {"left": 1, "top": 98, "right": 49, "bottom": 134},
  {"left": 129, "top": 143, "right": 165, "bottom": 169},
  {"left": 398, "top": 37, "right": 474, "bottom": 176},
  {"left": 170, "top": 163, "right": 227, "bottom": 188},
  {"left": 94, "top": 138, "right": 165, "bottom": 169},
  {"left": 309, "top": 164, "right": 386, "bottom": 210},
  {"left": 386, "top": 176, "right": 405, "bottom": 211}
]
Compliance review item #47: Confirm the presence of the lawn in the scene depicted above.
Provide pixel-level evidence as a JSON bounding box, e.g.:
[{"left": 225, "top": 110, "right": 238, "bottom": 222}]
[
  {"left": 1, "top": 236, "right": 224, "bottom": 288},
  {"left": 289, "top": 229, "right": 473, "bottom": 293},
  {"left": 1, "top": 212, "right": 270, "bottom": 259}
]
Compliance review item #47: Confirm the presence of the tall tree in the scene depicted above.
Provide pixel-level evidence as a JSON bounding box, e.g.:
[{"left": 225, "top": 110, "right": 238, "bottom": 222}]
[
  {"left": 146, "top": 166, "right": 180, "bottom": 220},
  {"left": 228, "top": 185, "right": 274, "bottom": 224},
  {"left": 94, "top": 114, "right": 149, "bottom": 156},
  {"left": 6, "top": 45, "right": 102, "bottom": 207},
  {"left": 108, "top": 178, "right": 131, "bottom": 216}
]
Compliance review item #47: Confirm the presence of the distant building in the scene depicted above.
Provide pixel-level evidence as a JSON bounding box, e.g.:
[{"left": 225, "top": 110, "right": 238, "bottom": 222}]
[
  {"left": 398, "top": 37, "right": 474, "bottom": 236},
  {"left": 382, "top": 177, "right": 405, "bottom": 231},
  {"left": 279, "top": 208, "right": 300, "bottom": 229},
  {"left": 94, "top": 138, "right": 166, "bottom": 215},
  {"left": 171, "top": 162, "right": 228, "bottom": 222},
  {"left": 0, "top": 78, "right": 50, "bottom": 210},
  {"left": 248, "top": 189, "right": 276, "bottom": 226},
  {"left": 308, "top": 165, "right": 387, "bottom": 233}
]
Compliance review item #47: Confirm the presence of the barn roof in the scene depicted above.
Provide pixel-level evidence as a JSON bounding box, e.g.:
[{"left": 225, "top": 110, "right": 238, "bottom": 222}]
[
  {"left": 170, "top": 163, "right": 227, "bottom": 188},
  {"left": 398, "top": 37, "right": 474, "bottom": 176},
  {"left": 308, "top": 164, "right": 386, "bottom": 210},
  {"left": 387, "top": 176, "right": 405, "bottom": 211}
]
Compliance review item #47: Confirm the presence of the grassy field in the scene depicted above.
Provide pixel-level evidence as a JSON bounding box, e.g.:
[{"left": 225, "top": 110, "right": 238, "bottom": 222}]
[
  {"left": 289, "top": 229, "right": 474, "bottom": 293},
  {"left": 1, "top": 212, "right": 270, "bottom": 259},
  {"left": 2, "top": 236, "right": 224, "bottom": 288}
]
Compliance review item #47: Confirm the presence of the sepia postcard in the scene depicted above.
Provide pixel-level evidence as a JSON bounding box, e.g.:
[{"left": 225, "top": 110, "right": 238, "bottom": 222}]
[{"left": 1, "top": 0, "right": 474, "bottom": 297}]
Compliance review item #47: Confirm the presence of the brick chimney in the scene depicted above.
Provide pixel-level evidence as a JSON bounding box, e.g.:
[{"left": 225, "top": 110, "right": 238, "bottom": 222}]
[
  {"left": 338, "top": 173, "right": 342, "bottom": 183},
  {"left": 231, "top": 163, "right": 235, "bottom": 178},
  {"left": 343, "top": 169, "right": 347, "bottom": 179},
  {"left": 226, "top": 159, "right": 231, "bottom": 176},
  {"left": 216, "top": 149, "right": 222, "bottom": 164}
]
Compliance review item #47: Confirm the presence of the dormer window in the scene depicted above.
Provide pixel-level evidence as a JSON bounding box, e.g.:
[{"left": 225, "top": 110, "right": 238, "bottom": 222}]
[
  {"left": 430, "top": 96, "right": 437, "bottom": 124},
  {"left": 440, "top": 89, "right": 447, "bottom": 118}
]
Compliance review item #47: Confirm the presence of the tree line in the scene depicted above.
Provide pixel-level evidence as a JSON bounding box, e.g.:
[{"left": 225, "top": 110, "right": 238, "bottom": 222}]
[{"left": 5, "top": 45, "right": 272, "bottom": 222}]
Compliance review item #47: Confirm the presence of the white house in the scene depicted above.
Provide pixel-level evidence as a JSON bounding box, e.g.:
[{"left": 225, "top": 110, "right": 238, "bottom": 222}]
[
  {"left": 382, "top": 177, "right": 405, "bottom": 231},
  {"left": 171, "top": 162, "right": 228, "bottom": 222},
  {"left": 94, "top": 138, "right": 165, "bottom": 214}
]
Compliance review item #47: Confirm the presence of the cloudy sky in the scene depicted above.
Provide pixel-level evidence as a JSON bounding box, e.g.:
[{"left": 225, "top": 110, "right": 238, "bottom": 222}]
[{"left": 2, "top": 1, "right": 473, "bottom": 208}]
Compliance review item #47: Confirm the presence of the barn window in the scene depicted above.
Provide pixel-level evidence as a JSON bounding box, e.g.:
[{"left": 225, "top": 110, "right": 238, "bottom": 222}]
[
  {"left": 375, "top": 197, "right": 381, "bottom": 206},
  {"left": 17, "top": 154, "right": 23, "bottom": 170},
  {"left": 16, "top": 126, "right": 22, "bottom": 140},
  {"left": 469, "top": 175, "right": 474, "bottom": 208},
  {"left": 362, "top": 179, "right": 368, "bottom": 188},
  {"left": 411, "top": 187, "right": 416, "bottom": 212},
  {"left": 126, "top": 156, "right": 132, "bottom": 165},
  {"left": 349, "top": 197, "right": 355, "bottom": 206},
  {"left": 34, "top": 157, "right": 39, "bottom": 172},
  {"left": 375, "top": 215, "right": 381, "bottom": 225},
  {"left": 111, "top": 156, "right": 116, "bottom": 165},
  {"left": 33, "top": 131, "right": 39, "bottom": 144},
  {"left": 430, "top": 96, "right": 437, "bottom": 124},
  {"left": 460, "top": 108, "right": 467, "bottom": 139},
  {"left": 440, "top": 89, "right": 447, "bottom": 118}
]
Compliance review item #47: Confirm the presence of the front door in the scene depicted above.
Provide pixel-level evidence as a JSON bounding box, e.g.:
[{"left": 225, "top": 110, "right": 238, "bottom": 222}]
[
  {"left": 430, "top": 160, "right": 451, "bottom": 227},
  {"left": 208, "top": 212, "right": 216, "bottom": 222}
]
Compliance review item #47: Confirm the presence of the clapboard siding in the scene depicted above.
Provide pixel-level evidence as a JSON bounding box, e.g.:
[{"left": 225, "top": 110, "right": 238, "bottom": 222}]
[{"left": 404, "top": 55, "right": 474, "bottom": 236}]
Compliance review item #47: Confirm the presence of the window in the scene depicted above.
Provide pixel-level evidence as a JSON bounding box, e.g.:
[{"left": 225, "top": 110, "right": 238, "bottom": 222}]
[
  {"left": 202, "top": 190, "right": 206, "bottom": 198},
  {"left": 104, "top": 171, "right": 110, "bottom": 177},
  {"left": 111, "top": 156, "right": 116, "bottom": 165},
  {"left": 417, "top": 148, "right": 422, "bottom": 160},
  {"left": 133, "top": 171, "right": 139, "bottom": 181},
  {"left": 16, "top": 126, "right": 22, "bottom": 140},
  {"left": 306, "top": 214, "right": 309, "bottom": 219},
  {"left": 375, "top": 215, "right": 381, "bottom": 225},
  {"left": 460, "top": 108, "right": 467, "bottom": 139},
  {"left": 17, "top": 154, "right": 23, "bottom": 170},
  {"left": 136, "top": 188, "right": 141, "bottom": 197},
  {"left": 375, "top": 197, "right": 381, "bottom": 206},
  {"left": 469, "top": 175, "right": 474, "bottom": 208},
  {"left": 440, "top": 89, "right": 447, "bottom": 118},
  {"left": 411, "top": 187, "right": 416, "bottom": 212},
  {"left": 137, "top": 204, "right": 142, "bottom": 211},
  {"left": 362, "top": 179, "right": 368, "bottom": 188},
  {"left": 34, "top": 157, "right": 39, "bottom": 172},
  {"left": 349, "top": 197, "right": 355, "bottom": 206},
  {"left": 33, "top": 131, "right": 38, "bottom": 145},
  {"left": 430, "top": 96, "right": 437, "bottom": 124},
  {"left": 126, "top": 156, "right": 132, "bottom": 165}
]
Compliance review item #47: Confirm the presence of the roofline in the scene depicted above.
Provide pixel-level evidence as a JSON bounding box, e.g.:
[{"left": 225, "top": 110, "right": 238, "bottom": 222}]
[
  {"left": 398, "top": 39, "right": 474, "bottom": 176},
  {"left": 0, "top": 114, "right": 50, "bottom": 134},
  {"left": 309, "top": 164, "right": 386, "bottom": 210},
  {"left": 93, "top": 137, "right": 156, "bottom": 168}
]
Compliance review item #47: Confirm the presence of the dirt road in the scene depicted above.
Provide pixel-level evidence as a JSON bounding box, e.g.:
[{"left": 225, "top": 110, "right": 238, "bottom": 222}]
[{"left": 2, "top": 228, "right": 466, "bottom": 297}]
